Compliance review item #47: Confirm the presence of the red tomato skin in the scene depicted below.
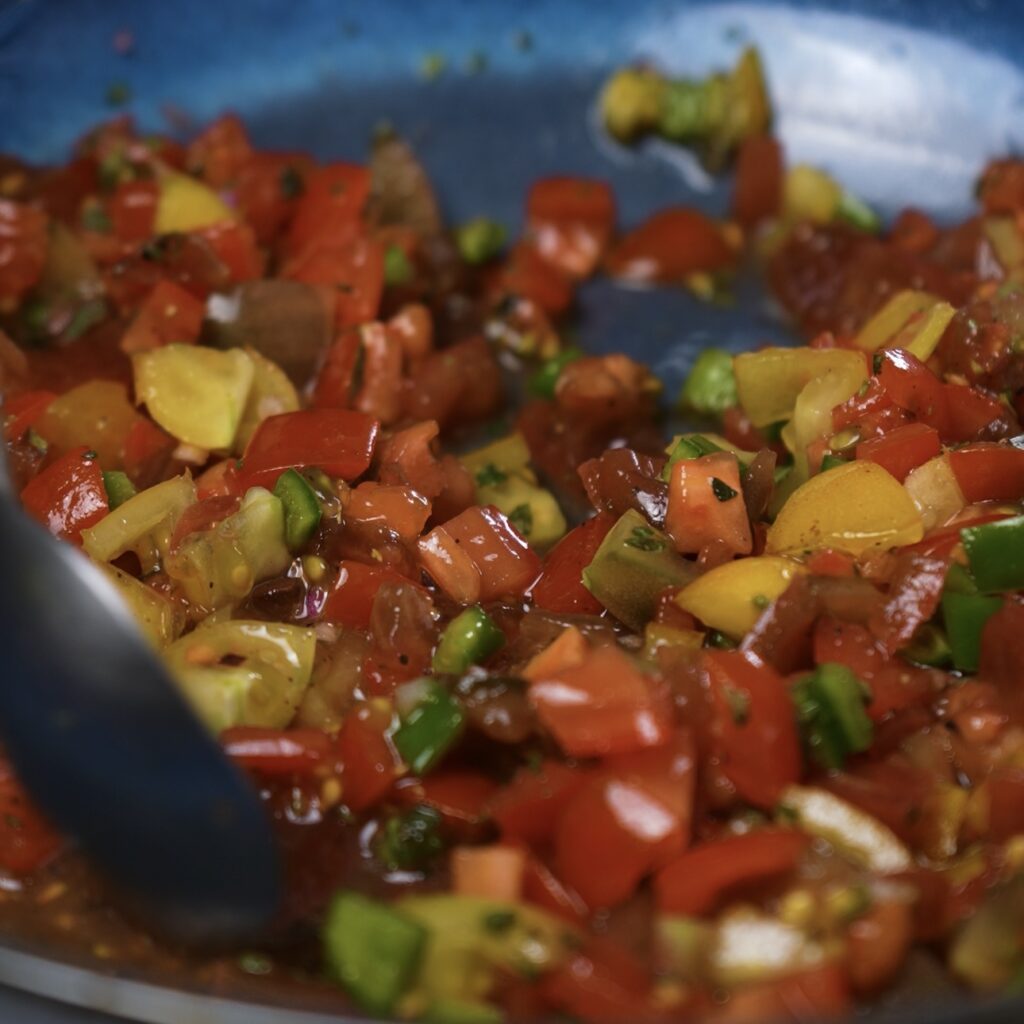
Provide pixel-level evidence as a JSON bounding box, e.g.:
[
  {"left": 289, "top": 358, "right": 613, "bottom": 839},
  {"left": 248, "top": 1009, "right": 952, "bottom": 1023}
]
[
  {"left": 221, "top": 727, "right": 333, "bottom": 776},
  {"left": 195, "top": 221, "right": 263, "bottom": 282},
  {"left": 3, "top": 390, "right": 56, "bottom": 442},
  {"left": 732, "top": 135, "right": 783, "bottom": 227},
  {"left": 526, "top": 176, "right": 615, "bottom": 278},
  {"left": 321, "top": 560, "right": 416, "bottom": 629},
  {"left": 654, "top": 829, "right": 810, "bottom": 915},
  {"left": 705, "top": 649, "right": 802, "bottom": 809},
  {"left": 336, "top": 706, "right": 401, "bottom": 813},
  {"left": 20, "top": 446, "right": 109, "bottom": 545},
  {"left": 109, "top": 180, "right": 158, "bottom": 243},
  {"left": 720, "top": 964, "right": 851, "bottom": 1022},
  {"left": 530, "top": 512, "right": 614, "bottom": 615},
  {"left": 237, "top": 408, "right": 380, "bottom": 491},
  {"left": 489, "top": 759, "right": 589, "bottom": 848},
  {"left": 855, "top": 422, "right": 941, "bottom": 482},
  {"left": 121, "top": 279, "right": 206, "bottom": 353},
  {"left": 868, "top": 548, "right": 951, "bottom": 654},
  {"left": 285, "top": 162, "right": 371, "bottom": 259}
]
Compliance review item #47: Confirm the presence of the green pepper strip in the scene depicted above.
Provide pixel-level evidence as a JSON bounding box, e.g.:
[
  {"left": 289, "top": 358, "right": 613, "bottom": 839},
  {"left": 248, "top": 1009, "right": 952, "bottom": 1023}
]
[
  {"left": 392, "top": 680, "right": 466, "bottom": 776},
  {"left": 528, "top": 346, "right": 583, "bottom": 400},
  {"left": 322, "top": 890, "right": 426, "bottom": 1014},
  {"left": 102, "top": 470, "right": 137, "bottom": 511},
  {"left": 273, "top": 468, "right": 322, "bottom": 552},
  {"left": 961, "top": 514, "right": 1024, "bottom": 593},
  {"left": 661, "top": 434, "right": 724, "bottom": 481},
  {"left": 792, "top": 662, "right": 873, "bottom": 771},
  {"left": 432, "top": 606, "right": 506, "bottom": 675}
]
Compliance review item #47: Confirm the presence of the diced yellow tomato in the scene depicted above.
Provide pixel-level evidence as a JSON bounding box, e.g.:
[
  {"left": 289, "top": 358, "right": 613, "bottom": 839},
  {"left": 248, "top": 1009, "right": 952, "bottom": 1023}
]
[
  {"left": 734, "top": 347, "right": 867, "bottom": 428},
  {"left": 155, "top": 172, "right": 237, "bottom": 234},
  {"left": 674, "top": 556, "right": 806, "bottom": 640},
  {"left": 95, "top": 563, "right": 185, "bottom": 648},
  {"left": 852, "top": 289, "right": 956, "bottom": 362},
  {"left": 766, "top": 461, "right": 923, "bottom": 556},
  {"left": 233, "top": 347, "right": 300, "bottom": 454},
  {"left": 35, "top": 380, "right": 139, "bottom": 468}
]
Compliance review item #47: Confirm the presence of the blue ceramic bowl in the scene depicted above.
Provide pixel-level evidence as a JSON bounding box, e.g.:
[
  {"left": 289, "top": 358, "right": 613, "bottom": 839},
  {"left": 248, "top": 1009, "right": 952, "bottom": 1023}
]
[{"left": 1, "top": 0, "right": 1022, "bottom": 1020}]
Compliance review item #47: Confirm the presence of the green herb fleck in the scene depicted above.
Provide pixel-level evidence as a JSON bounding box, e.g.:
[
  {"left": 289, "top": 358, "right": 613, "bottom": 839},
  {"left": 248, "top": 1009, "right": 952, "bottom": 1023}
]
[
  {"left": 374, "top": 805, "right": 445, "bottom": 873},
  {"left": 456, "top": 217, "right": 507, "bottom": 265},
  {"left": 508, "top": 503, "right": 533, "bottom": 538},
  {"left": 384, "top": 244, "right": 413, "bottom": 286},
  {"left": 711, "top": 477, "right": 738, "bottom": 502},
  {"left": 279, "top": 165, "right": 305, "bottom": 199},
  {"left": 483, "top": 909, "right": 517, "bottom": 934},
  {"left": 25, "top": 429, "right": 48, "bottom": 455},
  {"left": 723, "top": 684, "right": 750, "bottom": 725},
  {"left": 624, "top": 525, "right": 665, "bottom": 552},
  {"left": 65, "top": 300, "right": 107, "bottom": 340},
  {"left": 105, "top": 81, "right": 133, "bottom": 107},
  {"left": 705, "top": 629, "right": 736, "bottom": 650},
  {"left": 474, "top": 462, "right": 508, "bottom": 487},
  {"left": 751, "top": 594, "right": 770, "bottom": 610}
]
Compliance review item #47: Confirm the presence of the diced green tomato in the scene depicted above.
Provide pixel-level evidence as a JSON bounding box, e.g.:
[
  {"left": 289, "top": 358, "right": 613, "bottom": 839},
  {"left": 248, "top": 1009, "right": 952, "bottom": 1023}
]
[
  {"left": 397, "top": 895, "right": 578, "bottom": 1005},
  {"left": 165, "top": 487, "right": 291, "bottom": 609},
  {"left": 374, "top": 805, "right": 445, "bottom": 872},
  {"left": 477, "top": 474, "right": 566, "bottom": 548},
  {"left": 392, "top": 680, "right": 466, "bottom": 775},
  {"left": 273, "top": 468, "right": 321, "bottom": 551},
  {"left": 835, "top": 191, "right": 881, "bottom": 233},
  {"left": 679, "top": 348, "right": 737, "bottom": 416},
  {"left": 778, "top": 785, "right": 912, "bottom": 874},
  {"left": 323, "top": 891, "right": 427, "bottom": 1015},
  {"left": 133, "top": 344, "right": 255, "bottom": 450},
  {"left": 101, "top": 470, "right": 137, "bottom": 510},
  {"left": 456, "top": 217, "right": 507, "bottom": 264},
  {"left": 942, "top": 591, "right": 1003, "bottom": 673},
  {"left": 581, "top": 508, "right": 697, "bottom": 631},
  {"left": 528, "top": 346, "right": 583, "bottom": 399},
  {"left": 460, "top": 433, "right": 532, "bottom": 481},
  {"left": 96, "top": 563, "right": 185, "bottom": 648},
  {"left": 950, "top": 877, "right": 1024, "bottom": 991},
  {"left": 961, "top": 514, "right": 1024, "bottom": 592},
  {"left": 422, "top": 998, "right": 502, "bottom": 1024},
  {"left": 432, "top": 607, "right": 505, "bottom": 675},
  {"left": 164, "top": 619, "right": 316, "bottom": 732},
  {"left": 791, "top": 663, "right": 873, "bottom": 771},
  {"left": 82, "top": 473, "right": 196, "bottom": 568},
  {"left": 384, "top": 244, "right": 413, "bottom": 285}
]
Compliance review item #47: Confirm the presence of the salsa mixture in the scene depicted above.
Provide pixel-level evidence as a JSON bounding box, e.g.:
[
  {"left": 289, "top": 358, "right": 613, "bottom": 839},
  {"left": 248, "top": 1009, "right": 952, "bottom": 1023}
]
[{"left": 0, "top": 46, "right": 1023, "bottom": 1023}]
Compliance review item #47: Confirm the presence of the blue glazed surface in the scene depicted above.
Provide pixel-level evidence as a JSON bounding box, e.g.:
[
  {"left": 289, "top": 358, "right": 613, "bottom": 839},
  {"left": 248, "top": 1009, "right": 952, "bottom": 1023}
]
[{"left": 1, "top": 1, "right": 1023, "bottom": 1021}]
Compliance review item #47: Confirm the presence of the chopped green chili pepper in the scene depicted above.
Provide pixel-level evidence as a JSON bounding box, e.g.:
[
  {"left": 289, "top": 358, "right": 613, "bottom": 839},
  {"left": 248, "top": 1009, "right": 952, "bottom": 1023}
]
[
  {"left": 322, "top": 890, "right": 426, "bottom": 1015},
  {"left": 901, "top": 622, "right": 953, "bottom": 668},
  {"left": 384, "top": 244, "right": 413, "bottom": 286},
  {"left": 819, "top": 453, "right": 848, "bottom": 473},
  {"left": 792, "top": 662, "right": 873, "bottom": 771},
  {"left": 432, "top": 606, "right": 505, "bottom": 675},
  {"left": 374, "top": 805, "right": 445, "bottom": 872},
  {"left": 679, "top": 348, "right": 737, "bottom": 416},
  {"left": 836, "top": 191, "right": 881, "bottom": 234},
  {"left": 273, "top": 468, "right": 322, "bottom": 551},
  {"left": 961, "top": 514, "right": 1024, "bottom": 593},
  {"left": 102, "top": 470, "right": 137, "bottom": 511},
  {"left": 456, "top": 217, "right": 507, "bottom": 265},
  {"left": 392, "top": 679, "right": 466, "bottom": 775},
  {"left": 528, "top": 346, "right": 583, "bottom": 399},
  {"left": 943, "top": 591, "right": 1002, "bottom": 673}
]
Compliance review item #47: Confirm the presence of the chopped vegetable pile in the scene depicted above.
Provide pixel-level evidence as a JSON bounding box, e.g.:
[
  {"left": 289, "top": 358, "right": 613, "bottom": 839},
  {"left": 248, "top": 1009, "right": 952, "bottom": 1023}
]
[{"left": 0, "top": 49, "right": 1023, "bottom": 1023}]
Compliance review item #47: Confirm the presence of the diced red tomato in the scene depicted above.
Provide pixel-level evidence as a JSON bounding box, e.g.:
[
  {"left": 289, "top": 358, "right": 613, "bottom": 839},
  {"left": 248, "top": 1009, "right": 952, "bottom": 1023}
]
[
  {"left": 539, "top": 937, "right": 665, "bottom": 1023},
  {"left": 0, "top": 766, "right": 62, "bottom": 875},
  {"left": 418, "top": 504, "right": 541, "bottom": 605},
  {"left": 847, "top": 899, "right": 914, "bottom": 993},
  {"left": 312, "top": 328, "right": 363, "bottom": 410},
  {"left": 351, "top": 321, "right": 403, "bottom": 424},
  {"left": 321, "top": 560, "right": 416, "bottom": 629},
  {"left": 813, "top": 618, "right": 934, "bottom": 720},
  {"left": 121, "top": 416, "right": 176, "bottom": 486},
  {"left": 186, "top": 113, "right": 253, "bottom": 188},
  {"left": 285, "top": 162, "right": 371, "bottom": 259},
  {"left": 832, "top": 376, "right": 908, "bottom": 441},
  {"left": 530, "top": 645, "right": 674, "bottom": 758},
  {"left": 978, "top": 158, "right": 1024, "bottom": 214},
  {"left": 984, "top": 768, "right": 1024, "bottom": 841},
  {"left": 109, "top": 179, "right": 158, "bottom": 243},
  {"left": 374, "top": 419, "right": 445, "bottom": 498},
  {"left": 605, "top": 207, "right": 736, "bottom": 285},
  {"left": 235, "top": 152, "right": 312, "bottom": 244},
  {"left": 805, "top": 549, "right": 855, "bottom": 577},
  {"left": 195, "top": 458, "right": 241, "bottom": 499},
  {"left": 489, "top": 759, "right": 589, "bottom": 848},
  {"left": 494, "top": 242, "right": 574, "bottom": 316},
  {"left": 394, "top": 771, "right": 497, "bottom": 828},
  {"left": 665, "top": 451, "right": 752, "bottom": 556},
  {"left": 0, "top": 199, "right": 48, "bottom": 303},
  {"left": 654, "top": 829, "right": 809, "bottom": 915},
  {"left": 20, "top": 446, "right": 108, "bottom": 545},
  {"left": 3, "top": 390, "right": 56, "bottom": 441},
  {"left": 948, "top": 442, "right": 1024, "bottom": 503},
  {"left": 120, "top": 279, "right": 206, "bottom": 353},
  {"left": 236, "top": 408, "right": 380, "bottom": 491},
  {"left": 732, "top": 135, "right": 784, "bottom": 227},
  {"left": 221, "top": 726, "right": 334, "bottom": 776},
  {"left": 521, "top": 849, "right": 589, "bottom": 923},
  {"left": 704, "top": 649, "right": 802, "bottom": 808},
  {"left": 720, "top": 964, "right": 851, "bottom": 1022},
  {"left": 530, "top": 512, "right": 614, "bottom": 615},
  {"left": 875, "top": 348, "right": 952, "bottom": 439},
  {"left": 169, "top": 494, "right": 241, "bottom": 549},
  {"left": 526, "top": 177, "right": 615, "bottom": 278},
  {"left": 194, "top": 221, "right": 263, "bottom": 282},
  {"left": 344, "top": 482, "right": 431, "bottom": 544},
  {"left": 336, "top": 704, "right": 402, "bottom": 813},
  {"left": 855, "top": 422, "right": 940, "bottom": 482},
  {"left": 943, "top": 383, "right": 1007, "bottom": 441}
]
